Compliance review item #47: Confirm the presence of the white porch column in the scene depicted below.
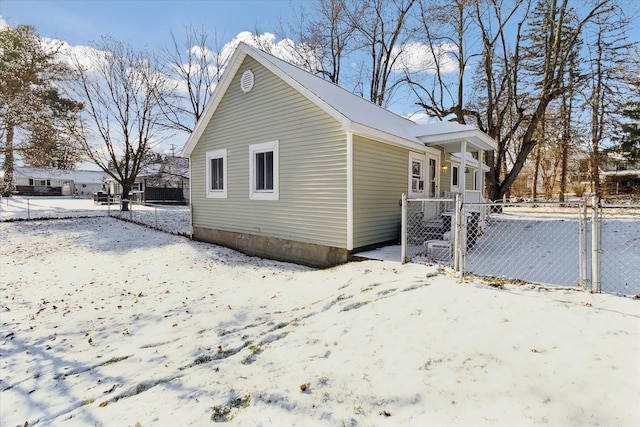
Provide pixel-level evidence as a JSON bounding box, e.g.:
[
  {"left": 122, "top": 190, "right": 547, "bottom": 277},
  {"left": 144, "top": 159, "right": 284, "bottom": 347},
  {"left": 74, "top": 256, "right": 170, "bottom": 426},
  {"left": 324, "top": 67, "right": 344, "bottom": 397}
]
[
  {"left": 479, "top": 149, "right": 485, "bottom": 199},
  {"left": 459, "top": 140, "right": 467, "bottom": 202}
]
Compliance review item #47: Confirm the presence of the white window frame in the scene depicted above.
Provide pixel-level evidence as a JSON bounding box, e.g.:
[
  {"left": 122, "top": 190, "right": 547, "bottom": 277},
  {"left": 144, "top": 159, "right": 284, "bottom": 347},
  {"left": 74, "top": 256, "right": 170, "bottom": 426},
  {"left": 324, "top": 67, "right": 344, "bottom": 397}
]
[
  {"left": 451, "top": 165, "right": 460, "bottom": 192},
  {"left": 408, "top": 152, "right": 425, "bottom": 197},
  {"left": 206, "top": 149, "right": 227, "bottom": 198},
  {"left": 249, "top": 140, "right": 279, "bottom": 200}
]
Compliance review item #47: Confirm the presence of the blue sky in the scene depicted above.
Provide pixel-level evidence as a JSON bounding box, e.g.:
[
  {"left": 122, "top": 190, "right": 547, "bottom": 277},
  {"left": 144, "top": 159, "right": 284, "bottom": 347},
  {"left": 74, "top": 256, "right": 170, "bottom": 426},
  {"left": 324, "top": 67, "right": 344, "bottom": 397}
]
[{"left": 0, "top": 0, "right": 298, "bottom": 49}]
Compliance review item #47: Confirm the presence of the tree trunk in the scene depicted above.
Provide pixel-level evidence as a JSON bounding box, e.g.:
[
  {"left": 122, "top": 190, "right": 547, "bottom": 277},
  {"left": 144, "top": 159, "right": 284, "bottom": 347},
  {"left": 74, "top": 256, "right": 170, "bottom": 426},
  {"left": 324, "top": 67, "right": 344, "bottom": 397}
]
[
  {"left": 559, "top": 138, "right": 568, "bottom": 202},
  {"left": 532, "top": 144, "right": 541, "bottom": 202},
  {"left": 591, "top": 147, "right": 601, "bottom": 198},
  {"left": 559, "top": 88, "right": 572, "bottom": 202},
  {"left": 2, "top": 123, "right": 15, "bottom": 197},
  {"left": 121, "top": 182, "right": 132, "bottom": 211}
]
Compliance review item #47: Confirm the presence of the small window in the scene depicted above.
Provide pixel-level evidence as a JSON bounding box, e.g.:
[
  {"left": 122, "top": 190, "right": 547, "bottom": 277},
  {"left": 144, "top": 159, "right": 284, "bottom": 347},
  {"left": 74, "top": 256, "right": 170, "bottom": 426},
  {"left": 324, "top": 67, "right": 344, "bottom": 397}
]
[
  {"left": 452, "top": 166, "right": 459, "bottom": 188},
  {"left": 206, "top": 149, "right": 227, "bottom": 198},
  {"left": 249, "top": 140, "right": 279, "bottom": 200}
]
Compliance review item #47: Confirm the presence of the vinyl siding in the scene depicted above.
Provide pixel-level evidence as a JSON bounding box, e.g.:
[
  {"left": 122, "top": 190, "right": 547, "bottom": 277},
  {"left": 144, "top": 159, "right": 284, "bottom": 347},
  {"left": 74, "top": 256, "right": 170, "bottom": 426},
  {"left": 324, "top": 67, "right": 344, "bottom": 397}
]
[
  {"left": 352, "top": 136, "right": 407, "bottom": 248},
  {"left": 190, "top": 57, "right": 348, "bottom": 248}
]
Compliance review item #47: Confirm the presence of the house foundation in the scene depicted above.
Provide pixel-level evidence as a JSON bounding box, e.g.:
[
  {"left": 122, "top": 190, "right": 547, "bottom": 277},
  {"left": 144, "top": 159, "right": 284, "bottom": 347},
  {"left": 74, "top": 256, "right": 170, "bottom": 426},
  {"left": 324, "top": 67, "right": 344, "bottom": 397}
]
[{"left": 193, "top": 226, "right": 349, "bottom": 268}]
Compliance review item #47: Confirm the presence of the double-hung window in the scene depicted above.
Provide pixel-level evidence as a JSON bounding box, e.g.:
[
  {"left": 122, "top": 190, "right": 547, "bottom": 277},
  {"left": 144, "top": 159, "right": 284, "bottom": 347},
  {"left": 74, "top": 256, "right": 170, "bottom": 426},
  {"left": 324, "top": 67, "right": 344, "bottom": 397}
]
[
  {"left": 249, "top": 140, "right": 279, "bottom": 200},
  {"left": 206, "top": 149, "right": 227, "bottom": 198}
]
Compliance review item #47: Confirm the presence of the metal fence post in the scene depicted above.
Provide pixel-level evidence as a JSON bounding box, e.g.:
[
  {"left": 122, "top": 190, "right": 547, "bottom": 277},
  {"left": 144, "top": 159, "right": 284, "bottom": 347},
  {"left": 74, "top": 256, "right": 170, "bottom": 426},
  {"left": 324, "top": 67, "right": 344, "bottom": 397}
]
[
  {"left": 579, "top": 202, "right": 588, "bottom": 291},
  {"left": 154, "top": 205, "right": 158, "bottom": 229},
  {"left": 591, "top": 196, "right": 601, "bottom": 293},
  {"left": 401, "top": 193, "right": 407, "bottom": 264},
  {"left": 454, "top": 194, "right": 463, "bottom": 280},
  {"left": 27, "top": 198, "right": 30, "bottom": 220}
]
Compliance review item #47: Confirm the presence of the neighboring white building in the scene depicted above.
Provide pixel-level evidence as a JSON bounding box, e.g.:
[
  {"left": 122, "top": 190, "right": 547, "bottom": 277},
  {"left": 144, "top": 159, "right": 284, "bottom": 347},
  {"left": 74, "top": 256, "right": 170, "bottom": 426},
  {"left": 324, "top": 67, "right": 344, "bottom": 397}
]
[{"left": 4, "top": 167, "right": 107, "bottom": 197}]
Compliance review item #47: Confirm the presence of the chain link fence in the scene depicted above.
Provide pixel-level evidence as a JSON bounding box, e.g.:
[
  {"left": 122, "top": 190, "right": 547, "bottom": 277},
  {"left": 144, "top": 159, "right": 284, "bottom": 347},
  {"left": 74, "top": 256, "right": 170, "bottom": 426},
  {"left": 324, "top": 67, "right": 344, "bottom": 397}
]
[
  {"left": 0, "top": 196, "right": 109, "bottom": 220},
  {"left": 402, "top": 195, "right": 640, "bottom": 297},
  {"left": 1, "top": 196, "right": 192, "bottom": 237},
  {"left": 109, "top": 200, "right": 192, "bottom": 236}
]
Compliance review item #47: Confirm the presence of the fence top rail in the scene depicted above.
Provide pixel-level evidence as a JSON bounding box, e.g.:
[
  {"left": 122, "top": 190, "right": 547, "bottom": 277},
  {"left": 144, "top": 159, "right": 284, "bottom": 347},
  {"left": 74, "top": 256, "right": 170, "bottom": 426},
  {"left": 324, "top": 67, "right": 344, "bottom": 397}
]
[
  {"left": 600, "top": 203, "right": 640, "bottom": 209},
  {"left": 482, "top": 200, "right": 591, "bottom": 206},
  {"left": 407, "top": 198, "right": 456, "bottom": 202},
  {"left": 465, "top": 201, "right": 586, "bottom": 207}
]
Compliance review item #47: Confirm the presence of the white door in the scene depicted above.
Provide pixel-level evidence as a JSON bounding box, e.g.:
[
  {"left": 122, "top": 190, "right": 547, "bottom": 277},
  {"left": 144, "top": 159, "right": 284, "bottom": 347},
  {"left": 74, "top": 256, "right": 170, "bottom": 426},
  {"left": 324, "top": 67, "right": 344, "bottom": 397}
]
[{"left": 427, "top": 156, "right": 439, "bottom": 197}]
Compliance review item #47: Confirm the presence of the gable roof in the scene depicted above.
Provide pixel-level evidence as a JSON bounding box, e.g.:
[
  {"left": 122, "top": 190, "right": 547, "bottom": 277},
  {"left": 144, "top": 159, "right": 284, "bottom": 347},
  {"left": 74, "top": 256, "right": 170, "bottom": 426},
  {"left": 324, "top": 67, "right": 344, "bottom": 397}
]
[{"left": 182, "top": 43, "right": 496, "bottom": 156}]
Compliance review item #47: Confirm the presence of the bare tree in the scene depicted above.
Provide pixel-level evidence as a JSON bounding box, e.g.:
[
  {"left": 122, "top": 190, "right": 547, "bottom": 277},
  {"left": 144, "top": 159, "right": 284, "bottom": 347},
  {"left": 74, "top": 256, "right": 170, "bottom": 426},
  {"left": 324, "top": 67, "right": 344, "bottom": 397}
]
[
  {"left": 345, "top": 0, "right": 417, "bottom": 106},
  {"left": 72, "top": 37, "right": 169, "bottom": 210},
  {"left": 406, "top": 0, "right": 611, "bottom": 201},
  {"left": 159, "top": 24, "right": 230, "bottom": 134},
  {"left": 279, "top": 0, "right": 357, "bottom": 84},
  {"left": 408, "top": 0, "right": 489, "bottom": 122}
]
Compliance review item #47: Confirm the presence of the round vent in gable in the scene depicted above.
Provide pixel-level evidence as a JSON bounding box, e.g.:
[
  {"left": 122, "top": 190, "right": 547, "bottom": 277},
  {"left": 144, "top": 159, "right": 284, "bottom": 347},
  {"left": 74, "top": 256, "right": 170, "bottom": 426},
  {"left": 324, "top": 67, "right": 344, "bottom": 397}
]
[{"left": 240, "top": 70, "right": 255, "bottom": 93}]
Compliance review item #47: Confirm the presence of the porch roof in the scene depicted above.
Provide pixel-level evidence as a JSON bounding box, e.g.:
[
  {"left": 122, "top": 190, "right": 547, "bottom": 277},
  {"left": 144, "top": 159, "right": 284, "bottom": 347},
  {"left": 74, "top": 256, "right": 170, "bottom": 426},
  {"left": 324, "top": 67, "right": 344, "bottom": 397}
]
[{"left": 414, "top": 121, "right": 497, "bottom": 152}]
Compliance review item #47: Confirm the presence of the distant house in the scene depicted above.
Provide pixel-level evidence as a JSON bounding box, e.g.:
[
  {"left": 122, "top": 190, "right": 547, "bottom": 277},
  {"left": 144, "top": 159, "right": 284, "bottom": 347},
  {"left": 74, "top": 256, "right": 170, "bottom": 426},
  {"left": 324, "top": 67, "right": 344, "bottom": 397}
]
[
  {"left": 182, "top": 43, "right": 496, "bottom": 267},
  {"left": 601, "top": 152, "right": 640, "bottom": 196},
  {"left": 4, "top": 167, "right": 106, "bottom": 197},
  {"left": 107, "top": 156, "right": 190, "bottom": 204}
]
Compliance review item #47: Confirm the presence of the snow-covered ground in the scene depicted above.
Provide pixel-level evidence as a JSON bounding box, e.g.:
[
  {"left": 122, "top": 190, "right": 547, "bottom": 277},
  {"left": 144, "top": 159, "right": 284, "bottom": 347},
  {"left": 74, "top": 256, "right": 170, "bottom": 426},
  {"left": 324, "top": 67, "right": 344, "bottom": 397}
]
[{"left": 1, "top": 199, "right": 639, "bottom": 426}]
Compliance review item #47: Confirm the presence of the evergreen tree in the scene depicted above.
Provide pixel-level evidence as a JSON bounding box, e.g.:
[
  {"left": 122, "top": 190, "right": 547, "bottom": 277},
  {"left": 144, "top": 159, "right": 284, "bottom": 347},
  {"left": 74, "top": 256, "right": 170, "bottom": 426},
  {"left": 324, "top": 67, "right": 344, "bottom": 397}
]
[
  {"left": 21, "top": 88, "right": 85, "bottom": 169},
  {"left": 618, "top": 78, "right": 640, "bottom": 163},
  {"left": 0, "top": 24, "right": 82, "bottom": 195}
]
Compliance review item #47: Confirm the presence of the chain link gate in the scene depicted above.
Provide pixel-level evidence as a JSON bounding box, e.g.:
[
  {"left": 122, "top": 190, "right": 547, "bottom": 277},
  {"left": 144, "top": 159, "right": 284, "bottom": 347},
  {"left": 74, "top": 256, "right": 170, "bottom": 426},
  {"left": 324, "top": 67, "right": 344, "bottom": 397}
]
[
  {"left": 596, "top": 202, "right": 640, "bottom": 296},
  {"left": 401, "top": 194, "right": 456, "bottom": 267},
  {"left": 402, "top": 194, "right": 640, "bottom": 296},
  {"left": 461, "top": 201, "right": 588, "bottom": 288}
]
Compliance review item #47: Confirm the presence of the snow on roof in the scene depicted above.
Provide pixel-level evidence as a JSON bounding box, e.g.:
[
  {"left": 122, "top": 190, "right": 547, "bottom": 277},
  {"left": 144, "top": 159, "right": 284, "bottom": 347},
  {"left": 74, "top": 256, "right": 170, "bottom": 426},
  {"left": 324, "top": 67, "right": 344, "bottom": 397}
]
[
  {"left": 11, "top": 167, "right": 106, "bottom": 184},
  {"left": 183, "top": 43, "right": 497, "bottom": 156}
]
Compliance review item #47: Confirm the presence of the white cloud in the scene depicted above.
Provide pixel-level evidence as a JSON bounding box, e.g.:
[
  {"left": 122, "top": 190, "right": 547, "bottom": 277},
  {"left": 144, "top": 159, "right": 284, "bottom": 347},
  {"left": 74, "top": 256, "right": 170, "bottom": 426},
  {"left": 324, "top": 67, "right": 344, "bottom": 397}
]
[
  {"left": 0, "top": 16, "right": 8, "bottom": 29},
  {"left": 394, "top": 41, "right": 459, "bottom": 74}
]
